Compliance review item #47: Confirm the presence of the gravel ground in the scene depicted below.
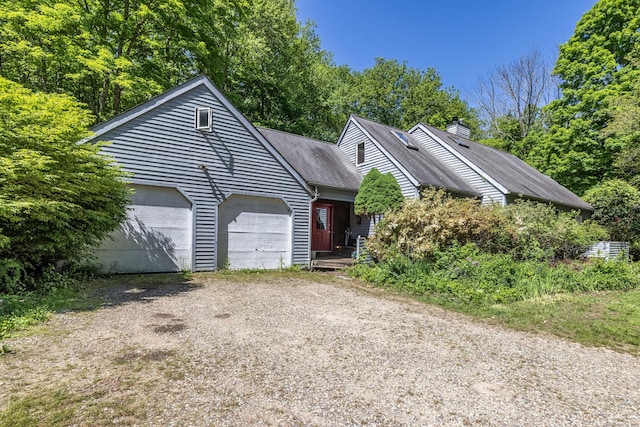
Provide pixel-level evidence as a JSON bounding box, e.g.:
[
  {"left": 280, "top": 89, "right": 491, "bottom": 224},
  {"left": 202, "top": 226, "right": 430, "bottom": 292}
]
[{"left": 1, "top": 273, "right": 640, "bottom": 426}]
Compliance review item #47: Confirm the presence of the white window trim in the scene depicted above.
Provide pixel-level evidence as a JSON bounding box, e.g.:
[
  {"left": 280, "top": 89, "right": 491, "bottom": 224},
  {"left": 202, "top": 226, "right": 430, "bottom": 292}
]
[
  {"left": 356, "top": 141, "right": 365, "bottom": 165},
  {"left": 195, "top": 107, "right": 212, "bottom": 131}
]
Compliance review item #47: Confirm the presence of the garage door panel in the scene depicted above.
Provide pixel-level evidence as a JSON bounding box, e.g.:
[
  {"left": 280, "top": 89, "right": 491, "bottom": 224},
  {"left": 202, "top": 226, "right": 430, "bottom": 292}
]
[
  {"left": 97, "top": 185, "right": 193, "bottom": 273},
  {"left": 227, "top": 231, "right": 290, "bottom": 251},
  {"left": 218, "top": 195, "right": 292, "bottom": 270},
  {"left": 226, "top": 251, "right": 290, "bottom": 269},
  {"left": 227, "top": 214, "right": 291, "bottom": 233},
  {"left": 102, "top": 221, "right": 191, "bottom": 252},
  {"left": 128, "top": 206, "right": 191, "bottom": 228},
  {"left": 96, "top": 249, "right": 192, "bottom": 274}
]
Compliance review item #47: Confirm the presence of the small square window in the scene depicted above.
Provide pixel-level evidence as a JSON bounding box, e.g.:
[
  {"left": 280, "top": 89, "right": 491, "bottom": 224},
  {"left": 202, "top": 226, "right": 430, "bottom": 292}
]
[
  {"left": 195, "top": 107, "right": 211, "bottom": 130},
  {"left": 357, "top": 142, "right": 365, "bottom": 165}
]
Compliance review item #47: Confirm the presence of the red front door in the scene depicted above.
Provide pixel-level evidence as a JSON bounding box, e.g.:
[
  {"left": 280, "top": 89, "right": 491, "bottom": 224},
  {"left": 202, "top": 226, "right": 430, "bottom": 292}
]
[{"left": 312, "top": 203, "right": 333, "bottom": 252}]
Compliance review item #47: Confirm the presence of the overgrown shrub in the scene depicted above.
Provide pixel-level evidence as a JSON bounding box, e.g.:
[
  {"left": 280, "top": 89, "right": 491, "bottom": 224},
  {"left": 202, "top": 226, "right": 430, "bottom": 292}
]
[
  {"left": 366, "top": 188, "right": 506, "bottom": 261},
  {"left": 367, "top": 188, "right": 605, "bottom": 263},
  {"left": 501, "top": 200, "right": 607, "bottom": 260},
  {"left": 350, "top": 245, "right": 640, "bottom": 306},
  {"left": 583, "top": 179, "right": 640, "bottom": 258}
]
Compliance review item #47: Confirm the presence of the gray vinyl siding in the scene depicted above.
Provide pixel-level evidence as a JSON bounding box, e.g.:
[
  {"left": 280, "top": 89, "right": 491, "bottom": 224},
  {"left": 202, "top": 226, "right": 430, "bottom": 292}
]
[
  {"left": 98, "top": 84, "right": 311, "bottom": 270},
  {"left": 410, "top": 127, "right": 506, "bottom": 205},
  {"left": 350, "top": 215, "right": 375, "bottom": 239},
  {"left": 339, "top": 121, "right": 419, "bottom": 199}
]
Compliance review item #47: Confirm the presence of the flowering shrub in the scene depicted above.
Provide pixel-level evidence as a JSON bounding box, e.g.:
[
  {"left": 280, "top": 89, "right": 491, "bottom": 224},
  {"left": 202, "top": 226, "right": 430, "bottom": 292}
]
[
  {"left": 366, "top": 188, "right": 606, "bottom": 262},
  {"left": 366, "top": 188, "right": 506, "bottom": 261}
]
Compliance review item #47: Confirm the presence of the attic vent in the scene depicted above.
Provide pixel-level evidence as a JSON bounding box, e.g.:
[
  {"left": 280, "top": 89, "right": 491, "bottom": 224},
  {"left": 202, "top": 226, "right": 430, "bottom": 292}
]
[
  {"left": 195, "top": 107, "right": 212, "bottom": 131},
  {"left": 450, "top": 136, "right": 470, "bottom": 148},
  {"left": 391, "top": 130, "right": 418, "bottom": 150}
]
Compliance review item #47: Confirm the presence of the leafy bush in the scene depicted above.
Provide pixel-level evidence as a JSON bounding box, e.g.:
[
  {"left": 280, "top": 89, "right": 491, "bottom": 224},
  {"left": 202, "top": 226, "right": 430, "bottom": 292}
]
[
  {"left": 366, "top": 188, "right": 506, "bottom": 261},
  {"left": 583, "top": 179, "right": 640, "bottom": 257},
  {"left": 0, "top": 259, "right": 25, "bottom": 294},
  {"left": 367, "top": 188, "right": 605, "bottom": 263},
  {"left": 354, "top": 188, "right": 614, "bottom": 305},
  {"left": 501, "top": 200, "right": 607, "bottom": 260},
  {"left": 0, "top": 78, "right": 131, "bottom": 282}
]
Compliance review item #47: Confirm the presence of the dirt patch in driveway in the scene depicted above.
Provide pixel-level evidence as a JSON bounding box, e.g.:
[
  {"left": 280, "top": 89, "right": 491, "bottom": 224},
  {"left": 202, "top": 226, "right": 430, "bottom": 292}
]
[{"left": 1, "top": 272, "right": 639, "bottom": 426}]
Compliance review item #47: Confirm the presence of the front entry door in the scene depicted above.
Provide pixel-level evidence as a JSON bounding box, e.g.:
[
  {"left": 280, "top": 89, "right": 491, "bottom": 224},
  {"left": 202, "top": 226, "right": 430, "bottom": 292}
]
[{"left": 312, "top": 203, "right": 333, "bottom": 252}]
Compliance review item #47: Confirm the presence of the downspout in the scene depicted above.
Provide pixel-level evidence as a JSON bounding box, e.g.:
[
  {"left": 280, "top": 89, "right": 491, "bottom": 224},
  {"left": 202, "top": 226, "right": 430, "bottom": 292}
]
[{"left": 308, "top": 185, "right": 319, "bottom": 270}]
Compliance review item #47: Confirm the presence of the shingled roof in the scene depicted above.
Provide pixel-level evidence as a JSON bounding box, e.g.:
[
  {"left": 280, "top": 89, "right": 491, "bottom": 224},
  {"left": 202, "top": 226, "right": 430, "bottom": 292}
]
[
  {"left": 351, "top": 116, "right": 481, "bottom": 197},
  {"left": 419, "top": 123, "right": 593, "bottom": 211},
  {"left": 258, "top": 127, "right": 362, "bottom": 192}
]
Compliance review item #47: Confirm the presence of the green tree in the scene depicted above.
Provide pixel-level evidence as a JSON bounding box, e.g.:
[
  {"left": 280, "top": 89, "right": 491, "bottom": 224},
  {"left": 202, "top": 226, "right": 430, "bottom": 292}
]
[
  {"left": 530, "top": 0, "right": 640, "bottom": 194},
  {"left": 602, "top": 56, "right": 640, "bottom": 186},
  {"left": 583, "top": 179, "right": 640, "bottom": 245},
  {"left": 335, "top": 58, "right": 480, "bottom": 136},
  {"left": 223, "top": 0, "right": 338, "bottom": 139},
  {"left": 354, "top": 168, "right": 404, "bottom": 223},
  {"left": 0, "top": 0, "right": 249, "bottom": 122},
  {"left": 0, "top": 78, "right": 130, "bottom": 274}
]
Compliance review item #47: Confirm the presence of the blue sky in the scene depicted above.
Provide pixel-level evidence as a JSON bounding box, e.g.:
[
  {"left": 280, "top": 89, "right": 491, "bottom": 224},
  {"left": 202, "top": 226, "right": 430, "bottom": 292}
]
[{"left": 296, "top": 1, "right": 597, "bottom": 98}]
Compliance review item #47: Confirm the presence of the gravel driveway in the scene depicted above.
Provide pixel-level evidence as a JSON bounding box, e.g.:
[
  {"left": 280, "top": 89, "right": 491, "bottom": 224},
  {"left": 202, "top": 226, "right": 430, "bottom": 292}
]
[{"left": 2, "top": 273, "right": 639, "bottom": 426}]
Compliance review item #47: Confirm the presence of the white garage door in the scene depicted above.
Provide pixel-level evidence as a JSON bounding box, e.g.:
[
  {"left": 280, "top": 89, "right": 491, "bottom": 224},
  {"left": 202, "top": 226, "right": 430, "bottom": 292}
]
[
  {"left": 97, "top": 184, "right": 193, "bottom": 273},
  {"left": 218, "top": 195, "right": 292, "bottom": 270}
]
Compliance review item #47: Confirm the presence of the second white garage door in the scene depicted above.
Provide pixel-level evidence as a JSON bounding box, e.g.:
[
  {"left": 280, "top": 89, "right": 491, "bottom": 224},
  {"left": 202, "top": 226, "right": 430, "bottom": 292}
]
[{"left": 217, "top": 195, "right": 292, "bottom": 270}]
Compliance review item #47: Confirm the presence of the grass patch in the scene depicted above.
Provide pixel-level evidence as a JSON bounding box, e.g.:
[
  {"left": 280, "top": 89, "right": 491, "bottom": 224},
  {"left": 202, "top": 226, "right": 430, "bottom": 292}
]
[
  {"left": 418, "top": 290, "right": 640, "bottom": 354},
  {"left": 350, "top": 248, "right": 640, "bottom": 354},
  {"left": 0, "top": 387, "right": 146, "bottom": 427},
  {"left": 199, "top": 267, "right": 340, "bottom": 284},
  {"left": 0, "top": 285, "right": 102, "bottom": 340}
]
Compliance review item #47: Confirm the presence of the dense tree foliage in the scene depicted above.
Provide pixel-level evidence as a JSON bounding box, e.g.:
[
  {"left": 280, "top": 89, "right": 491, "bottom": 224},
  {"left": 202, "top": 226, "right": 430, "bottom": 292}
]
[
  {"left": 0, "top": 78, "right": 130, "bottom": 275},
  {"left": 583, "top": 180, "right": 640, "bottom": 249},
  {"left": 0, "top": 0, "right": 223, "bottom": 121},
  {"left": 354, "top": 168, "right": 404, "bottom": 223},
  {"left": 527, "top": 0, "right": 640, "bottom": 195},
  {"left": 224, "top": 0, "right": 339, "bottom": 138},
  {"left": 333, "top": 58, "right": 481, "bottom": 138}
]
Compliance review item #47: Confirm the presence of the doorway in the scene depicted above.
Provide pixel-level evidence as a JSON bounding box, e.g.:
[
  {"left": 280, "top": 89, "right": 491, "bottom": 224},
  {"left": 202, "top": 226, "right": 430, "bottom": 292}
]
[{"left": 312, "top": 203, "right": 333, "bottom": 252}]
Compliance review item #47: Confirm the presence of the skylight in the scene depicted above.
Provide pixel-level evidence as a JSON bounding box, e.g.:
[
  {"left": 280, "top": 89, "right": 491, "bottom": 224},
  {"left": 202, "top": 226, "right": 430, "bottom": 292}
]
[
  {"left": 392, "top": 131, "right": 418, "bottom": 150},
  {"left": 449, "top": 136, "right": 469, "bottom": 148}
]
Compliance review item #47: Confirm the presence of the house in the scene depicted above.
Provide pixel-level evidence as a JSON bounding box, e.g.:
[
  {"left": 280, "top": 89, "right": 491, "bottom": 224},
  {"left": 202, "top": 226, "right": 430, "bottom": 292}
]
[
  {"left": 90, "top": 75, "right": 314, "bottom": 273},
  {"left": 336, "top": 115, "right": 484, "bottom": 236},
  {"left": 90, "top": 76, "right": 592, "bottom": 273},
  {"left": 336, "top": 115, "right": 592, "bottom": 217},
  {"left": 257, "top": 128, "right": 362, "bottom": 255},
  {"left": 409, "top": 119, "right": 593, "bottom": 215}
]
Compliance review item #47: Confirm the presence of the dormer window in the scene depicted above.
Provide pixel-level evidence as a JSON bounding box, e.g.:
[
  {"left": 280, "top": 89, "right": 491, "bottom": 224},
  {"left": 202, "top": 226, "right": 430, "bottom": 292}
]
[
  {"left": 357, "top": 142, "right": 365, "bottom": 165},
  {"left": 392, "top": 130, "right": 418, "bottom": 150},
  {"left": 195, "top": 107, "right": 211, "bottom": 130}
]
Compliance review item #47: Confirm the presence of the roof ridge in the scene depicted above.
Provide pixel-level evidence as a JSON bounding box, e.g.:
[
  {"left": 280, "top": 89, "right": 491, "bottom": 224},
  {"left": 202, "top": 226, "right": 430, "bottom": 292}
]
[{"left": 257, "top": 126, "right": 336, "bottom": 145}]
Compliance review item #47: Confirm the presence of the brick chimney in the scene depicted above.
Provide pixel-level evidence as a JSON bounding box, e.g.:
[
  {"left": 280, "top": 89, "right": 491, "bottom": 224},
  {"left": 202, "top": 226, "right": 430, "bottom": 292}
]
[{"left": 446, "top": 117, "right": 471, "bottom": 139}]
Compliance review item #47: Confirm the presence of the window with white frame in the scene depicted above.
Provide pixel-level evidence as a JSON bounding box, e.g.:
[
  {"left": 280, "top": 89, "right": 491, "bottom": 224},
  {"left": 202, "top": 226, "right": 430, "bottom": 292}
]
[
  {"left": 195, "top": 107, "right": 211, "bottom": 130},
  {"left": 357, "top": 142, "right": 365, "bottom": 165}
]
